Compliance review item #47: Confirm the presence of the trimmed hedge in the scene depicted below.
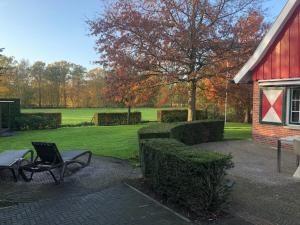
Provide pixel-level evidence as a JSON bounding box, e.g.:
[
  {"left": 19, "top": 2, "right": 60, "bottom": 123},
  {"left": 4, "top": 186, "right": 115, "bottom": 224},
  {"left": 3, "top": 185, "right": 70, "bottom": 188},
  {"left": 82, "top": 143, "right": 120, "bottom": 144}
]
[
  {"left": 140, "top": 138, "right": 233, "bottom": 214},
  {"left": 93, "top": 112, "right": 141, "bottom": 126},
  {"left": 138, "top": 120, "right": 224, "bottom": 145},
  {"left": 171, "top": 120, "right": 224, "bottom": 145},
  {"left": 138, "top": 120, "right": 231, "bottom": 214},
  {"left": 157, "top": 109, "right": 207, "bottom": 122},
  {"left": 15, "top": 113, "right": 61, "bottom": 130}
]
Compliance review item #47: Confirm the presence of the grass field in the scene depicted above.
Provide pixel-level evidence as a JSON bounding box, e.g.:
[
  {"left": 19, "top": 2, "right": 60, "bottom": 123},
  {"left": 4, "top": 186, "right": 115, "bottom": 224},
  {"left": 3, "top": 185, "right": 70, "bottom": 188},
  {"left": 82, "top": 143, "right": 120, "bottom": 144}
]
[
  {"left": 0, "top": 122, "right": 251, "bottom": 160},
  {"left": 224, "top": 122, "right": 252, "bottom": 140},
  {"left": 22, "top": 108, "right": 161, "bottom": 124}
]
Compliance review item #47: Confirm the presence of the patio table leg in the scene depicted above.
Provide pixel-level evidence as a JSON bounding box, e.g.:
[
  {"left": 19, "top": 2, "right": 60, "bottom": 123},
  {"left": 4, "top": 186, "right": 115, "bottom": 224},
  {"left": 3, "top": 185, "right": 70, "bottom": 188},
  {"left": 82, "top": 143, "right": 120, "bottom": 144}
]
[{"left": 277, "top": 139, "right": 281, "bottom": 173}]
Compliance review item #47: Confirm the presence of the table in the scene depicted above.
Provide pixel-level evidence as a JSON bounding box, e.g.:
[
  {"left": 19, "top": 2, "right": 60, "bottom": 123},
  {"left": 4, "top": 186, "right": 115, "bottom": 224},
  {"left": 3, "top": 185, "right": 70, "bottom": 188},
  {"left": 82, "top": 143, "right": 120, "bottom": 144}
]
[{"left": 277, "top": 136, "right": 300, "bottom": 173}]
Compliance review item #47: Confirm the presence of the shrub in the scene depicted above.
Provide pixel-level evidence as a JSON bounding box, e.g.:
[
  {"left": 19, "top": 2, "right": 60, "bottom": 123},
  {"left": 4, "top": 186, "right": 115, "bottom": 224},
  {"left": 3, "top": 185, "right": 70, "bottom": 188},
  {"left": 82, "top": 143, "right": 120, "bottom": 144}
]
[
  {"left": 138, "top": 120, "right": 224, "bottom": 145},
  {"left": 93, "top": 112, "right": 141, "bottom": 126},
  {"left": 170, "top": 120, "right": 224, "bottom": 145},
  {"left": 61, "top": 122, "right": 94, "bottom": 127},
  {"left": 15, "top": 113, "right": 61, "bottom": 130},
  {"left": 140, "top": 138, "right": 233, "bottom": 214},
  {"left": 157, "top": 109, "right": 208, "bottom": 122},
  {"left": 138, "top": 123, "right": 177, "bottom": 141}
]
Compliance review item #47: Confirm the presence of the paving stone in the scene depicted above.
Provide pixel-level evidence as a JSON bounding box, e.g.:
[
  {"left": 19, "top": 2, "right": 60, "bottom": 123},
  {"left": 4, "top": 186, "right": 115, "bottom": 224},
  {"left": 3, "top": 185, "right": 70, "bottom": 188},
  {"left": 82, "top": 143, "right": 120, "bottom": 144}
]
[
  {"left": 0, "top": 156, "right": 191, "bottom": 225},
  {"left": 198, "top": 140, "right": 300, "bottom": 225}
]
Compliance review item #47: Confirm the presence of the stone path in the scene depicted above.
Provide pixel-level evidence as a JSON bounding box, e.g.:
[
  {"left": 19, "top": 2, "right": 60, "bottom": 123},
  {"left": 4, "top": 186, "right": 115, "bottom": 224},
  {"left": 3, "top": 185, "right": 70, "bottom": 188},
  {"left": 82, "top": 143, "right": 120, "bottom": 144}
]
[
  {"left": 198, "top": 140, "right": 300, "bottom": 225},
  {"left": 0, "top": 184, "right": 190, "bottom": 225},
  {"left": 0, "top": 156, "right": 191, "bottom": 225}
]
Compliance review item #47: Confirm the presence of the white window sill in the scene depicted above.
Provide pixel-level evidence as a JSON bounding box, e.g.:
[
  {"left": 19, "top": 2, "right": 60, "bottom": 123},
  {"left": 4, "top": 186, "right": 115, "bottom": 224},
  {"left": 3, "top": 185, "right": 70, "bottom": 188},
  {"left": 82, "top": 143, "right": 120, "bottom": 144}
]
[{"left": 284, "top": 125, "right": 300, "bottom": 130}]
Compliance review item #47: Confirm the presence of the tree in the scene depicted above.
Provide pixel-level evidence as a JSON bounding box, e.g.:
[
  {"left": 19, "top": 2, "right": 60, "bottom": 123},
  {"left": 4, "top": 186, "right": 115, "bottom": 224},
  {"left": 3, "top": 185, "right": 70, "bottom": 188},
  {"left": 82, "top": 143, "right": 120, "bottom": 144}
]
[
  {"left": 86, "top": 68, "right": 106, "bottom": 107},
  {"left": 45, "top": 61, "right": 71, "bottom": 107},
  {"left": 30, "top": 61, "right": 46, "bottom": 107},
  {"left": 88, "top": 0, "right": 263, "bottom": 121},
  {"left": 69, "top": 64, "right": 86, "bottom": 107},
  {"left": 0, "top": 54, "right": 16, "bottom": 96},
  {"left": 104, "top": 66, "right": 158, "bottom": 124}
]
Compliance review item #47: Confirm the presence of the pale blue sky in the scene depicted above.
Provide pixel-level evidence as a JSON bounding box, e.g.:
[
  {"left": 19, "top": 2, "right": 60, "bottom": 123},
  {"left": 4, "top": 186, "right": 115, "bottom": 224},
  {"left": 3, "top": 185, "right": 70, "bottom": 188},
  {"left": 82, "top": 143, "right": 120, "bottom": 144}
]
[{"left": 0, "top": 0, "right": 288, "bottom": 69}]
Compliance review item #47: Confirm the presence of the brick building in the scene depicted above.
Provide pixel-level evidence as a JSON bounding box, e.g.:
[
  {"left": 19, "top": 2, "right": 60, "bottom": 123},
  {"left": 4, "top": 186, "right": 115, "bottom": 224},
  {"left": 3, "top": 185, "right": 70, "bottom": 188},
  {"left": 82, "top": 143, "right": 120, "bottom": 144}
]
[{"left": 234, "top": 0, "right": 300, "bottom": 148}]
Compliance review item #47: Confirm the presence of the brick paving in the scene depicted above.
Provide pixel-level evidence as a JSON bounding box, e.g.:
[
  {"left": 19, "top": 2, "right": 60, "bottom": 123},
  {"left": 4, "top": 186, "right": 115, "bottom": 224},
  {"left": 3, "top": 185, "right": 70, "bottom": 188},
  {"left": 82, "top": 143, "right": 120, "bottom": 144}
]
[
  {"left": 198, "top": 140, "right": 300, "bottom": 225},
  {"left": 0, "top": 156, "right": 191, "bottom": 225},
  {"left": 2, "top": 141, "right": 299, "bottom": 225}
]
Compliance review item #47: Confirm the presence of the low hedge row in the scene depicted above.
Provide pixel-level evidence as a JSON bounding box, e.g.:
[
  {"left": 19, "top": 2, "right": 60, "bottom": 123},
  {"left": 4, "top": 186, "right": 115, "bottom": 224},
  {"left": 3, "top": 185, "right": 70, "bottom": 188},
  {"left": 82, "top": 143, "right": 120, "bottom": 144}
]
[
  {"left": 15, "top": 113, "right": 61, "bottom": 130},
  {"left": 140, "top": 138, "right": 233, "bottom": 214},
  {"left": 171, "top": 120, "right": 224, "bottom": 145},
  {"left": 138, "top": 120, "right": 232, "bottom": 214},
  {"left": 138, "top": 120, "right": 224, "bottom": 145},
  {"left": 93, "top": 112, "right": 141, "bottom": 126},
  {"left": 157, "top": 109, "right": 208, "bottom": 122}
]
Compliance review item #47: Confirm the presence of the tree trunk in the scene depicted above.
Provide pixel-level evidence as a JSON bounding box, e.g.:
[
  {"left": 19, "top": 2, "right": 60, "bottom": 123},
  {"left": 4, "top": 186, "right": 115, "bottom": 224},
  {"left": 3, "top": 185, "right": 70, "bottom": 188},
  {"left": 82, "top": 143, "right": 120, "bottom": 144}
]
[
  {"left": 127, "top": 105, "right": 131, "bottom": 125},
  {"left": 38, "top": 82, "right": 42, "bottom": 108},
  {"left": 187, "top": 79, "right": 197, "bottom": 121},
  {"left": 244, "top": 106, "right": 252, "bottom": 123}
]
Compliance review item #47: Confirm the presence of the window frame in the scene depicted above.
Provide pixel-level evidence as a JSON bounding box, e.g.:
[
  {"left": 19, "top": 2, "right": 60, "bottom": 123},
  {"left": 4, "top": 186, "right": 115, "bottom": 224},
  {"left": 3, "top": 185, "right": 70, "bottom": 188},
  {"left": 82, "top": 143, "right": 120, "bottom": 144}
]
[{"left": 288, "top": 87, "right": 300, "bottom": 125}]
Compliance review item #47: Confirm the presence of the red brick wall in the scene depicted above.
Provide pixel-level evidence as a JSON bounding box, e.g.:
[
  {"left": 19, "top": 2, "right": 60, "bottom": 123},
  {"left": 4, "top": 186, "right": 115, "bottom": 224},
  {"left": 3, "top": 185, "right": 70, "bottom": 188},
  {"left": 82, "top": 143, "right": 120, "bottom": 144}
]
[{"left": 253, "top": 81, "right": 300, "bottom": 149}]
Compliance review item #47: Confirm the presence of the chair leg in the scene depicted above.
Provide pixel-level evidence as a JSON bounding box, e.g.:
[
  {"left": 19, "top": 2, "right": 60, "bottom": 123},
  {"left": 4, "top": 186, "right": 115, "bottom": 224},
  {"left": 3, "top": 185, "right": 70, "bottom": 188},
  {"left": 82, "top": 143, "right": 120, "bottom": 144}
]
[
  {"left": 10, "top": 168, "right": 17, "bottom": 182},
  {"left": 18, "top": 169, "right": 33, "bottom": 182},
  {"left": 48, "top": 170, "right": 59, "bottom": 184},
  {"left": 59, "top": 164, "right": 67, "bottom": 182}
]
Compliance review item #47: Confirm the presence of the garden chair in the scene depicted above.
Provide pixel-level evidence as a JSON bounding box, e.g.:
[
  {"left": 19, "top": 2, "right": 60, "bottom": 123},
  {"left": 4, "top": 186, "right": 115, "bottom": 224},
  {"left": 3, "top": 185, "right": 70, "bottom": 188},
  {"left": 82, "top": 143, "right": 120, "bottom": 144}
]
[
  {"left": 19, "top": 142, "right": 92, "bottom": 184},
  {"left": 0, "top": 149, "right": 33, "bottom": 182}
]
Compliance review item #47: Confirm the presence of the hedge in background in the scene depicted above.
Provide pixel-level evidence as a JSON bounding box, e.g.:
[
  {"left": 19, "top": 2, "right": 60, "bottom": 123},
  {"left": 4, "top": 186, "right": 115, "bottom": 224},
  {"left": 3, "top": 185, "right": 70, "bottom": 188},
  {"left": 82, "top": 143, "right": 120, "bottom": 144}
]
[
  {"left": 138, "top": 120, "right": 224, "bottom": 145},
  {"left": 93, "top": 112, "right": 141, "bottom": 126},
  {"left": 15, "top": 113, "right": 61, "bottom": 130},
  {"left": 157, "top": 109, "right": 208, "bottom": 122},
  {"left": 140, "top": 138, "right": 233, "bottom": 214}
]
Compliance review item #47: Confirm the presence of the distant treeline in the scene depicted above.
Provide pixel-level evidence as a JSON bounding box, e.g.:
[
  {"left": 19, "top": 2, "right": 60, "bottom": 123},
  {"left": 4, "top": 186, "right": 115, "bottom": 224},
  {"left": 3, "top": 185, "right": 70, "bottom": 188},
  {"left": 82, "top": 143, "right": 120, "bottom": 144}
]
[{"left": 0, "top": 57, "right": 189, "bottom": 108}]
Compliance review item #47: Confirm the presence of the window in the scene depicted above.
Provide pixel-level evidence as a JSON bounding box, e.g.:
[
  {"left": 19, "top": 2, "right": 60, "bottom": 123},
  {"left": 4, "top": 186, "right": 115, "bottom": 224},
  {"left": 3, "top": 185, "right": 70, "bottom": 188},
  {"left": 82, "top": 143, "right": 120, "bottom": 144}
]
[{"left": 290, "top": 88, "right": 300, "bottom": 124}]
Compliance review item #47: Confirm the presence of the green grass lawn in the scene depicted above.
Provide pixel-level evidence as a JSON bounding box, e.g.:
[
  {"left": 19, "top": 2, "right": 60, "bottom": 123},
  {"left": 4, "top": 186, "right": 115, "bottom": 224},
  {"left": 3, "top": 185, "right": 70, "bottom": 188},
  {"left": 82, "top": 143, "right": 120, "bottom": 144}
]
[
  {"left": 22, "top": 108, "right": 162, "bottom": 124},
  {"left": 224, "top": 122, "right": 252, "bottom": 140},
  {"left": 0, "top": 122, "right": 251, "bottom": 160}
]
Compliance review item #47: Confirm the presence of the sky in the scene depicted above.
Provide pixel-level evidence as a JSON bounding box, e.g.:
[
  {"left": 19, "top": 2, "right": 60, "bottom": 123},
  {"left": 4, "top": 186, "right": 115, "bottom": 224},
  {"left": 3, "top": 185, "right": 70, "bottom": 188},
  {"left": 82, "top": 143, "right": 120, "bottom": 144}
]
[{"left": 0, "top": 0, "right": 288, "bottom": 70}]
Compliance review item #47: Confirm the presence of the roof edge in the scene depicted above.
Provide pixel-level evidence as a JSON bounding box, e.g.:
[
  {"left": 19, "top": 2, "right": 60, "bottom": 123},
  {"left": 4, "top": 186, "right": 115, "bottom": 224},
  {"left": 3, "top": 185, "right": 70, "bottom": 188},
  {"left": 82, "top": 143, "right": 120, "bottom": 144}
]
[{"left": 234, "top": 0, "right": 299, "bottom": 83}]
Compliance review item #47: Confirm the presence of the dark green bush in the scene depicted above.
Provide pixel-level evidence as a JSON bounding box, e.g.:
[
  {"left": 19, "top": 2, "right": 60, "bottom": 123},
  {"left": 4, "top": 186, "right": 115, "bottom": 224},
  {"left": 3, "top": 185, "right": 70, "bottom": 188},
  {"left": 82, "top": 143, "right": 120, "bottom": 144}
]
[
  {"left": 15, "top": 113, "right": 61, "bottom": 130},
  {"left": 171, "top": 120, "right": 224, "bottom": 145},
  {"left": 138, "top": 123, "right": 177, "bottom": 141},
  {"left": 138, "top": 120, "right": 224, "bottom": 145},
  {"left": 93, "top": 112, "right": 141, "bottom": 126},
  {"left": 157, "top": 109, "right": 208, "bottom": 122},
  {"left": 140, "top": 138, "right": 233, "bottom": 214},
  {"left": 61, "top": 122, "right": 94, "bottom": 127}
]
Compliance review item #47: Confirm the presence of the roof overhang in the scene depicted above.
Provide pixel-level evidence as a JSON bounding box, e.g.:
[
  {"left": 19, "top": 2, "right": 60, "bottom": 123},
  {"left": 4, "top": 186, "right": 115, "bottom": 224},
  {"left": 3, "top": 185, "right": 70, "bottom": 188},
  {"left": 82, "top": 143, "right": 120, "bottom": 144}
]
[{"left": 234, "top": 0, "right": 300, "bottom": 83}]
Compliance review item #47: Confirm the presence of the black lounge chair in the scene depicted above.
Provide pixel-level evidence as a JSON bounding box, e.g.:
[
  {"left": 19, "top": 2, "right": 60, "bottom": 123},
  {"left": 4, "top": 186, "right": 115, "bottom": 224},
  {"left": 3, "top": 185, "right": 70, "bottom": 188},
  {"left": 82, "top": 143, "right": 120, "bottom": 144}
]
[
  {"left": 0, "top": 149, "right": 33, "bottom": 181},
  {"left": 19, "top": 142, "right": 92, "bottom": 184}
]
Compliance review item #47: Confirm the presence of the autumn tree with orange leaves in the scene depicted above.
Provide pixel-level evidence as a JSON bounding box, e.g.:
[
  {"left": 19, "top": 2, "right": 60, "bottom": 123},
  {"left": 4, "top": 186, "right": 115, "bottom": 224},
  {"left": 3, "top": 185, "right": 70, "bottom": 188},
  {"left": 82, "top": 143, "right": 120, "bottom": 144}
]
[
  {"left": 88, "top": 0, "right": 264, "bottom": 121},
  {"left": 103, "top": 66, "right": 158, "bottom": 124},
  {"left": 200, "top": 11, "right": 268, "bottom": 122}
]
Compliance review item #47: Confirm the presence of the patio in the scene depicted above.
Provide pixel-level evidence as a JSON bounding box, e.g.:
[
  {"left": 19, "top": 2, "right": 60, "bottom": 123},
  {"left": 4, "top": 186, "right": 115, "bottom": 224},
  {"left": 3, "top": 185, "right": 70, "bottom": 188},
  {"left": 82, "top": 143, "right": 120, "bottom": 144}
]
[
  {"left": 1, "top": 140, "right": 300, "bottom": 225},
  {"left": 198, "top": 140, "right": 300, "bottom": 225},
  {"left": 0, "top": 156, "right": 191, "bottom": 225}
]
